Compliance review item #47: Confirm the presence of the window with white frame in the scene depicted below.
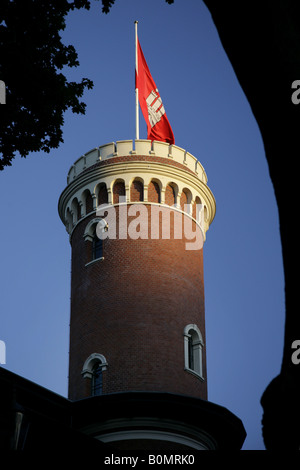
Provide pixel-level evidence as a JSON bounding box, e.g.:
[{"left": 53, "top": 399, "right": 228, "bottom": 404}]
[
  {"left": 92, "top": 225, "right": 103, "bottom": 260},
  {"left": 183, "top": 324, "right": 204, "bottom": 379},
  {"left": 91, "top": 361, "right": 103, "bottom": 396},
  {"left": 81, "top": 353, "right": 108, "bottom": 396},
  {"left": 83, "top": 218, "right": 108, "bottom": 265}
]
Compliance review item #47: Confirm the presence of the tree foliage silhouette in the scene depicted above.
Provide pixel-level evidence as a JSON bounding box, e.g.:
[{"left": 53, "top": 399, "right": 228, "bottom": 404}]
[{"left": 0, "top": 0, "right": 173, "bottom": 170}]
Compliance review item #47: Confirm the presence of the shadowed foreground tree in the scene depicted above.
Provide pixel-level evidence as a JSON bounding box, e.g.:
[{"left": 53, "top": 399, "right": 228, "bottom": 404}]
[
  {"left": 5, "top": 0, "right": 298, "bottom": 450},
  {"left": 0, "top": 0, "right": 174, "bottom": 170},
  {"left": 0, "top": 0, "right": 99, "bottom": 170},
  {"left": 201, "top": 0, "right": 300, "bottom": 450}
]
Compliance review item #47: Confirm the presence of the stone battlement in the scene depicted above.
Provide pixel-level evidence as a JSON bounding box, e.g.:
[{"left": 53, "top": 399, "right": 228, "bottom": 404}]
[{"left": 67, "top": 140, "right": 207, "bottom": 185}]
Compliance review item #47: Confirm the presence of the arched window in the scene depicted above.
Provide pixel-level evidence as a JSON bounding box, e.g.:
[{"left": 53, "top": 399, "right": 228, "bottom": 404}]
[
  {"left": 130, "top": 179, "right": 144, "bottom": 202},
  {"left": 91, "top": 362, "right": 103, "bottom": 396},
  {"left": 92, "top": 225, "right": 103, "bottom": 260},
  {"left": 180, "top": 190, "right": 188, "bottom": 211},
  {"left": 65, "top": 207, "right": 73, "bottom": 232},
  {"left": 81, "top": 353, "right": 108, "bottom": 396},
  {"left": 83, "top": 218, "right": 108, "bottom": 265},
  {"left": 180, "top": 188, "right": 192, "bottom": 213},
  {"left": 148, "top": 180, "right": 161, "bottom": 203},
  {"left": 165, "top": 183, "right": 176, "bottom": 206},
  {"left": 97, "top": 183, "right": 108, "bottom": 206},
  {"left": 113, "top": 180, "right": 125, "bottom": 204},
  {"left": 183, "top": 324, "right": 204, "bottom": 379},
  {"left": 71, "top": 197, "right": 81, "bottom": 223},
  {"left": 188, "top": 334, "right": 194, "bottom": 370},
  {"left": 84, "top": 190, "right": 94, "bottom": 215},
  {"left": 193, "top": 196, "right": 202, "bottom": 222}
]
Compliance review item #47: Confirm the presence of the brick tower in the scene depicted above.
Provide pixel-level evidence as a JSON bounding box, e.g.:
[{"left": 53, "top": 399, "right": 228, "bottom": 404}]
[{"left": 58, "top": 139, "right": 246, "bottom": 450}]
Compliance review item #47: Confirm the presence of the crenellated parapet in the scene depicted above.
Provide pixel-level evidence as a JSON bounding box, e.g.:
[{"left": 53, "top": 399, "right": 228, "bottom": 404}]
[
  {"left": 58, "top": 139, "right": 216, "bottom": 241},
  {"left": 66, "top": 140, "right": 208, "bottom": 184}
]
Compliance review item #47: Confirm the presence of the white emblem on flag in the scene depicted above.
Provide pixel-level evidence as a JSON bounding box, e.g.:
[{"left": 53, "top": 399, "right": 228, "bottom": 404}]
[{"left": 146, "top": 88, "right": 166, "bottom": 127}]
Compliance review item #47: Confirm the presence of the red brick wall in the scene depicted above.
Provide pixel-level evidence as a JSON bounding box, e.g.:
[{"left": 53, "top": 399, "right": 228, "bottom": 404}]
[
  {"left": 68, "top": 204, "right": 207, "bottom": 401},
  {"left": 83, "top": 154, "right": 197, "bottom": 177}
]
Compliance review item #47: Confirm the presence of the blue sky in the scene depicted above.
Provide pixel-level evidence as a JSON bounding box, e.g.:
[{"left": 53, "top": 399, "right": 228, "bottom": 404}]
[{"left": 0, "top": 0, "right": 285, "bottom": 450}]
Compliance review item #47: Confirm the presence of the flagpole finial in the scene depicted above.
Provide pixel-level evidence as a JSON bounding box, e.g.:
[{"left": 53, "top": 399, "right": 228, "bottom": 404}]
[{"left": 134, "top": 20, "right": 138, "bottom": 24}]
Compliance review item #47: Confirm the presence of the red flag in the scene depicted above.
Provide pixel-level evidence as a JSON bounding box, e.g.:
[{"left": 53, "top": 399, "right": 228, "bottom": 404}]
[{"left": 136, "top": 39, "right": 175, "bottom": 145}]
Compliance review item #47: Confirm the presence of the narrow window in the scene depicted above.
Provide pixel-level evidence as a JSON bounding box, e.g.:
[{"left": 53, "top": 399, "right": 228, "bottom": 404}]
[
  {"left": 93, "top": 229, "right": 103, "bottom": 260},
  {"left": 84, "top": 219, "right": 107, "bottom": 265},
  {"left": 85, "top": 191, "right": 94, "bottom": 214},
  {"left": 188, "top": 334, "right": 194, "bottom": 370},
  {"left": 91, "top": 362, "right": 103, "bottom": 396},
  {"left": 184, "top": 324, "right": 204, "bottom": 379},
  {"left": 81, "top": 353, "right": 108, "bottom": 397}
]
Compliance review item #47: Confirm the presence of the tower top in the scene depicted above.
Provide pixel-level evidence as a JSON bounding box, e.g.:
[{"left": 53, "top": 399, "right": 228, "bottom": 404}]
[
  {"left": 66, "top": 140, "right": 207, "bottom": 183},
  {"left": 58, "top": 139, "right": 216, "bottom": 240}
]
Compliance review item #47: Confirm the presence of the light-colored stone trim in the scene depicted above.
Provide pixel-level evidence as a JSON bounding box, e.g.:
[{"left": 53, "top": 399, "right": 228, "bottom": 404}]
[
  {"left": 59, "top": 166, "right": 215, "bottom": 236},
  {"left": 80, "top": 417, "right": 217, "bottom": 450},
  {"left": 85, "top": 257, "right": 104, "bottom": 267},
  {"left": 81, "top": 353, "right": 108, "bottom": 379},
  {"left": 66, "top": 140, "right": 207, "bottom": 184}
]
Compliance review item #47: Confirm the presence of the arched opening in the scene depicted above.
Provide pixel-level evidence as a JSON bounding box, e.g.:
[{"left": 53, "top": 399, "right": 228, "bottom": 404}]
[
  {"left": 65, "top": 207, "right": 73, "bottom": 232},
  {"left": 180, "top": 190, "right": 188, "bottom": 210},
  {"left": 81, "top": 353, "right": 108, "bottom": 397},
  {"left": 71, "top": 197, "right": 81, "bottom": 223},
  {"left": 113, "top": 180, "right": 125, "bottom": 204},
  {"left": 193, "top": 196, "right": 202, "bottom": 222},
  {"left": 91, "top": 361, "right": 103, "bottom": 396},
  {"left": 82, "top": 189, "right": 94, "bottom": 215},
  {"left": 84, "top": 218, "right": 107, "bottom": 264},
  {"left": 165, "top": 183, "right": 177, "bottom": 206},
  {"left": 97, "top": 183, "right": 108, "bottom": 206},
  {"left": 184, "top": 324, "right": 204, "bottom": 379},
  {"left": 148, "top": 180, "right": 161, "bottom": 203},
  {"left": 130, "top": 179, "right": 144, "bottom": 202}
]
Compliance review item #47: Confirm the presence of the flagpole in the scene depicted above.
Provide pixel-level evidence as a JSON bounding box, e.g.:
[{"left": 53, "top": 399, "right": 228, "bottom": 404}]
[{"left": 135, "top": 20, "right": 139, "bottom": 140}]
